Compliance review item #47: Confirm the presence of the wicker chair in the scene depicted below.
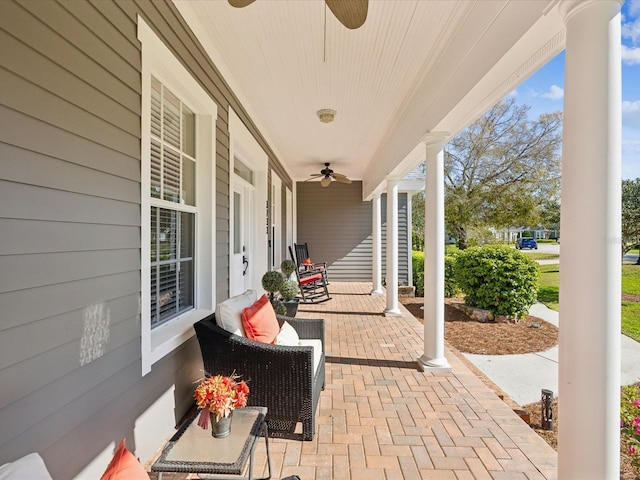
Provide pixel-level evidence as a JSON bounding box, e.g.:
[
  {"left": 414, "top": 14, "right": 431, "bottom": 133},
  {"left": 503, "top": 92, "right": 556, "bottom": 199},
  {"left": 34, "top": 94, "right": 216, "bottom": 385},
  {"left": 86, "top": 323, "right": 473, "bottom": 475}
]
[{"left": 193, "top": 313, "right": 325, "bottom": 441}]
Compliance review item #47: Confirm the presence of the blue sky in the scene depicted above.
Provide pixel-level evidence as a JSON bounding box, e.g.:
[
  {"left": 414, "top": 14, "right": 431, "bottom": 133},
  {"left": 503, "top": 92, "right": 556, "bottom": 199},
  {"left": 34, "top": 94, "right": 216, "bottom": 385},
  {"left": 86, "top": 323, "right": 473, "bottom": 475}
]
[{"left": 510, "top": 0, "right": 640, "bottom": 180}]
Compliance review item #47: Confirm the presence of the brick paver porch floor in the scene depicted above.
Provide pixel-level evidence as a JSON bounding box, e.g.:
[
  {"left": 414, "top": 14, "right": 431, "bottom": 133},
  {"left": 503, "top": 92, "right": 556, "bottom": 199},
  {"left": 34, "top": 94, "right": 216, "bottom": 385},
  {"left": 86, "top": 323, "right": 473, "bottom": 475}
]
[{"left": 149, "top": 282, "right": 557, "bottom": 480}]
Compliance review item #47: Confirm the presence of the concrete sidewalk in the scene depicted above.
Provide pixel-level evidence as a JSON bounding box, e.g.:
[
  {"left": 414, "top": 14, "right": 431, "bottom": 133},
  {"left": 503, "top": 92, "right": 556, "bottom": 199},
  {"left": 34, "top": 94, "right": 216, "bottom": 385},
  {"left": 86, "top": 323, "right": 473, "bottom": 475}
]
[{"left": 464, "top": 302, "right": 640, "bottom": 406}]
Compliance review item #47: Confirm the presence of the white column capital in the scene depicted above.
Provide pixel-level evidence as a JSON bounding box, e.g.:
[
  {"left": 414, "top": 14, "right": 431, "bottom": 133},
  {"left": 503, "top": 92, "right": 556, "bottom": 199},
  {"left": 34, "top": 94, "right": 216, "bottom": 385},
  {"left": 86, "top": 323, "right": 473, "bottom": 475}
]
[
  {"left": 559, "top": 0, "right": 622, "bottom": 24},
  {"left": 421, "top": 131, "right": 449, "bottom": 148},
  {"left": 385, "top": 176, "right": 400, "bottom": 188}
]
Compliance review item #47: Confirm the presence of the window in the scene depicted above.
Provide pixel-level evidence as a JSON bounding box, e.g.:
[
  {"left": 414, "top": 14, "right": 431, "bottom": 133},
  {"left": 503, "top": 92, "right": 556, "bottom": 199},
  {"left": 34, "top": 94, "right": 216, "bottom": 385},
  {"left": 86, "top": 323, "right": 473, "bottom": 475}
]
[
  {"left": 149, "top": 78, "right": 196, "bottom": 328},
  {"left": 139, "top": 17, "right": 216, "bottom": 375}
]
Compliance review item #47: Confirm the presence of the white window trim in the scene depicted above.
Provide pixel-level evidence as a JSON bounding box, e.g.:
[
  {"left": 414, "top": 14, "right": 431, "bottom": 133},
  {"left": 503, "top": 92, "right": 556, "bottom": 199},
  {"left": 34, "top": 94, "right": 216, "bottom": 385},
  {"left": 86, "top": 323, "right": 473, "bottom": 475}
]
[
  {"left": 228, "top": 108, "right": 269, "bottom": 294},
  {"left": 271, "top": 173, "right": 282, "bottom": 268},
  {"left": 138, "top": 16, "right": 217, "bottom": 375}
]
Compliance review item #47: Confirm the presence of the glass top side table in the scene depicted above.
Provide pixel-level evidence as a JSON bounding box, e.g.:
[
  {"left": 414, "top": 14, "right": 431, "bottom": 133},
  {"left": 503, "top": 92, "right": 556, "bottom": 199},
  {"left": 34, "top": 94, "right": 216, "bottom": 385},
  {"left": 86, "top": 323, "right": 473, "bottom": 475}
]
[{"left": 151, "top": 406, "right": 271, "bottom": 480}]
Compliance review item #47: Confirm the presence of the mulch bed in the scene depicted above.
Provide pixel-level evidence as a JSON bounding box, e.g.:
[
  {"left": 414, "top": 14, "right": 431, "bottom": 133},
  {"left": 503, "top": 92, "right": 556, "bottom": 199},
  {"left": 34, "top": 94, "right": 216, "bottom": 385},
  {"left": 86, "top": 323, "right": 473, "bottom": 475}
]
[{"left": 400, "top": 297, "right": 558, "bottom": 355}]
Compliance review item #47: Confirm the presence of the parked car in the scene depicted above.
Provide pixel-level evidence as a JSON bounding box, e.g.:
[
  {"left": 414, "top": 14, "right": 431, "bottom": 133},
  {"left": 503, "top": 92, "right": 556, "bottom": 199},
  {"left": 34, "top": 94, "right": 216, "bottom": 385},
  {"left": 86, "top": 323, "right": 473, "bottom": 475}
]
[{"left": 516, "top": 237, "right": 538, "bottom": 250}]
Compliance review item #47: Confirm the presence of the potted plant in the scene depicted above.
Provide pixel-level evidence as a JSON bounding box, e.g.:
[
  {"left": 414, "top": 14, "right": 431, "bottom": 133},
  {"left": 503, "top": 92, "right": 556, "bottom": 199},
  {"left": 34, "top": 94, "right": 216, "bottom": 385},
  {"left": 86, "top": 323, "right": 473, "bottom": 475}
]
[{"left": 261, "top": 259, "right": 300, "bottom": 317}]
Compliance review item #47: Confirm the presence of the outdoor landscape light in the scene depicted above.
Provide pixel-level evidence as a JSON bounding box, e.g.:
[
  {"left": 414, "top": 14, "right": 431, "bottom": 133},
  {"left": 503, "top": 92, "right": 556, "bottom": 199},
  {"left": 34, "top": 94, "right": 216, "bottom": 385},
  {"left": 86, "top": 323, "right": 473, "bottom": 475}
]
[{"left": 541, "top": 389, "right": 554, "bottom": 430}]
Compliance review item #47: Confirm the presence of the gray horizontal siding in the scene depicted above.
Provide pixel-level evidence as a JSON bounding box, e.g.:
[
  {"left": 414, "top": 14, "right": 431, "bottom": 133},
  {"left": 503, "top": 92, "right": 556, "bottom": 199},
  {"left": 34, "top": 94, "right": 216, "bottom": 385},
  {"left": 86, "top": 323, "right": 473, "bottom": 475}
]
[
  {"left": 0, "top": 105, "right": 140, "bottom": 179},
  {"left": 381, "top": 193, "right": 410, "bottom": 286},
  {"left": 296, "top": 181, "right": 373, "bottom": 282},
  {"left": 0, "top": 0, "right": 294, "bottom": 476},
  {"left": 1, "top": 144, "right": 140, "bottom": 202}
]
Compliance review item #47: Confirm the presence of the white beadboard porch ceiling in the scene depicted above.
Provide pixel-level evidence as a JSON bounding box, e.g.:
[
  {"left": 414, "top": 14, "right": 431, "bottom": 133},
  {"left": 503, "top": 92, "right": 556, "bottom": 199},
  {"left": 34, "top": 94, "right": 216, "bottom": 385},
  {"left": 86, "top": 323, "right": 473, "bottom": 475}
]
[{"left": 175, "top": 0, "right": 563, "bottom": 198}]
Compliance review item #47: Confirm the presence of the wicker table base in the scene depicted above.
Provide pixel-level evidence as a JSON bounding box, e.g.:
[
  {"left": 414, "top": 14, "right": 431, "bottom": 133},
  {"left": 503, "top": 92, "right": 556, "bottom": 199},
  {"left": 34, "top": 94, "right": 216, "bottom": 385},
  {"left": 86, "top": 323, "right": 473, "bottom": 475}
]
[{"left": 151, "top": 406, "right": 271, "bottom": 480}]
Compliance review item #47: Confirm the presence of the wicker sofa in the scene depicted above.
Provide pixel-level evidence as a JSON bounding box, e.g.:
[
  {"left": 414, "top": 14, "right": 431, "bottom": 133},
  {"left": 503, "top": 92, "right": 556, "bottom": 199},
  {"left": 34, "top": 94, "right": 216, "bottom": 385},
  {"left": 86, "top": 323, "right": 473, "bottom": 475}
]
[{"left": 194, "top": 313, "right": 325, "bottom": 441}]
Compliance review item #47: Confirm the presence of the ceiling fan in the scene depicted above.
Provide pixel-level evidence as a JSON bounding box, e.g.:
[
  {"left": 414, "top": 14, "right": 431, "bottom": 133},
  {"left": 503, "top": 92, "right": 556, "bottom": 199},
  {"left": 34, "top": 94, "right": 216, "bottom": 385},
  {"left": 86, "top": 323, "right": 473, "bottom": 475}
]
[
  {"left": 306, "top": 163, "right": 352, "bottom": 187},
  {"left": 228, "top": 0, "right": 369, "bottom": 30}
]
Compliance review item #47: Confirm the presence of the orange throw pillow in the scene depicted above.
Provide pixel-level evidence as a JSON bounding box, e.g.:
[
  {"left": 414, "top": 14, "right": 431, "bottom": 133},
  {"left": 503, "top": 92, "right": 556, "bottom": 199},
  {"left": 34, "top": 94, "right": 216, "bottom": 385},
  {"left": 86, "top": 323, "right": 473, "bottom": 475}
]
[
  {"left": 100, "top": 439, "right": 149, "bottom": 480},
  {"left": 241, "top": 294, "right": 280, "bottom": 344}
]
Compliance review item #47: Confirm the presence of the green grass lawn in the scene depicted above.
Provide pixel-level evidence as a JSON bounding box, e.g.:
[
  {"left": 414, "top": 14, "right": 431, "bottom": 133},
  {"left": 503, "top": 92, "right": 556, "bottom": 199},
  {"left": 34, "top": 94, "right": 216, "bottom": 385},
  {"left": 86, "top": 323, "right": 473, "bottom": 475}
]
[
  {"left": 537, "top": 264, "right": 559, "bottom": 311},
  {"left": 537, "top": 263, "right": 640, "bottom": 342},
  {"left": 523, "top": 252, "right": 560, "bottom": 261},
  {"left": 622, "top": 302, "right": 640, "bottom": 343},
  {"left": 622, "top": 264, "right": 640, "bottom": 295}
]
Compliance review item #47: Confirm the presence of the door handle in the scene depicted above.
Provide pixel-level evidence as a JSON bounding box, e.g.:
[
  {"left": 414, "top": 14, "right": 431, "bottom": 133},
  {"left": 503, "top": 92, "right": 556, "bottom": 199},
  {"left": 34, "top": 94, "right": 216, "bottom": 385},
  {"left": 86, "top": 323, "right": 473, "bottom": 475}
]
[{"left": 242, "top": 255, "right": 249, "bottom": 276}]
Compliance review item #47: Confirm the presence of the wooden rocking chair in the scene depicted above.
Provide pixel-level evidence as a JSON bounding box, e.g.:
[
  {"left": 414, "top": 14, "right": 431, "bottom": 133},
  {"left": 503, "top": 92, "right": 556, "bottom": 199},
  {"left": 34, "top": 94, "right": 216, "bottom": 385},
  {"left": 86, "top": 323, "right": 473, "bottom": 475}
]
[
  {"left": 288, "top": 246, "right": 331, "bottom": 303},
  {"left": 292, "top": 242, "right": 329, "bottom": 283}
]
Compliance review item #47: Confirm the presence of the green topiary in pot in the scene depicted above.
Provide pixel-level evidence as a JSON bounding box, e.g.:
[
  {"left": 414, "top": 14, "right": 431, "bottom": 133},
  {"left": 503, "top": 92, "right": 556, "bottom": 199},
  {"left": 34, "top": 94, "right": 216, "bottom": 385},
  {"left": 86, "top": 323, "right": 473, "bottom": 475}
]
[
  {"left": 280, "top": 278, "right": 299, "bottom": 301},
  {"left": 261, "top": 262, "right": 300, "bottom": 316},
  {"left": 261, "top": 270, "right": 284, "bottom": 296},
  {"left": 281, "top": 259, "right": 296, "bottom": 277}
]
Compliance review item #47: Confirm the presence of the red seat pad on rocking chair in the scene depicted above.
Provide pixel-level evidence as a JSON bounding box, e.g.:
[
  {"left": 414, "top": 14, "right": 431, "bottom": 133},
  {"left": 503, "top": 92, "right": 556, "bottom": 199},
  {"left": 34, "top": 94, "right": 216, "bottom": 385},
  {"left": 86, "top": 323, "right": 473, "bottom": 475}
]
[{"left": 299, "top": 273, "right": 322, "bottom": 285}]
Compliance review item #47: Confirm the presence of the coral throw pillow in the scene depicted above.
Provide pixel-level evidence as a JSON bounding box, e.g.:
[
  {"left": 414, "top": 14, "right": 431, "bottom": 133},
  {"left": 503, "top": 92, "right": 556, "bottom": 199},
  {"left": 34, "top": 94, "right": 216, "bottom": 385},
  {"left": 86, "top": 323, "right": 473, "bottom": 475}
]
[
  {"left": 241, "top": 294, "right": 280, "bottom": 344},
  {"left": 100, "top": 439, "right": 149, "bottom": 480}
]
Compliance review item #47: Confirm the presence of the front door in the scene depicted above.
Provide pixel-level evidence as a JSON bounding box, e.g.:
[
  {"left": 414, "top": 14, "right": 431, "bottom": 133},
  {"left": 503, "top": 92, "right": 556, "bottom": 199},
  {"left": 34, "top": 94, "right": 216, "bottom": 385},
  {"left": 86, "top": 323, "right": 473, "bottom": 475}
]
[{"left": 230, "top": 184, "right": 254, "bottom": 296}]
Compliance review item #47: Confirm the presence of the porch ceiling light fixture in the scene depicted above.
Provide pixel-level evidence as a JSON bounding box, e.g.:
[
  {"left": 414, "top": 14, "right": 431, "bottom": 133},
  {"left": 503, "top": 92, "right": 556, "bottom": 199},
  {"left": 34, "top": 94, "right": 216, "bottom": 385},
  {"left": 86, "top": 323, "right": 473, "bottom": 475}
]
[{"left": 317, "top": 109, "right": 336, "bottom": 123}]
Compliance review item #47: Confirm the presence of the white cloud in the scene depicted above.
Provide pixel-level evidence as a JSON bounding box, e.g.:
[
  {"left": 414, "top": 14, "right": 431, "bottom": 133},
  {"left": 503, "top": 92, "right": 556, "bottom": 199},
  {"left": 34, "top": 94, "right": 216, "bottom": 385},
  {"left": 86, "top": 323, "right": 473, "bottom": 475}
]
[
  {"left": 628, "top": 0, "right": 640, "bottom": 19},
  {"left": 507, "top": 89, "right": 518, "bottom": 97},
  {"left": 622, "top": 138, "right": 640, "bottom": 180},
  {"left": 622, "top": 45, "right": 640, "bottom": 65},
  {"left": 541, "top": 85, "right": 564, "bottom": 100},
  {"left": 623, "top": 100, "right": 640, "bottom": 130},
  {"left": 623, "top": 0, "right": 640, "bottom": 45}
]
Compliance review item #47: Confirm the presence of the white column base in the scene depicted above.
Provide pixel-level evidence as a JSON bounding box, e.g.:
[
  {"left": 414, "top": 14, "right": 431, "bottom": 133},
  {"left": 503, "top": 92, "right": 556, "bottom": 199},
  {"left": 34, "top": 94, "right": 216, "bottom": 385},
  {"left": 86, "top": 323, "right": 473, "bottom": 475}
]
[
  {"left": 370, "top": 289, "right": 384, "bottom": 296},
  {"left": 417, "top": 354, "right": 451, "bottom": 372},
  {"left": 384, "top": 308, "right": 402, "bottom": 317}
]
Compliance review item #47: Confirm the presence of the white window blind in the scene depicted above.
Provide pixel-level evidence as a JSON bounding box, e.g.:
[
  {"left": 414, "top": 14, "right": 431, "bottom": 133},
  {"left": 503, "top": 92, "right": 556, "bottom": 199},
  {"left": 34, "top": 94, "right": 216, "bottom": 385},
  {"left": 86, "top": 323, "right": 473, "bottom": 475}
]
[{"left": 149, "top": 77, "right": 197, "bottom": 328}]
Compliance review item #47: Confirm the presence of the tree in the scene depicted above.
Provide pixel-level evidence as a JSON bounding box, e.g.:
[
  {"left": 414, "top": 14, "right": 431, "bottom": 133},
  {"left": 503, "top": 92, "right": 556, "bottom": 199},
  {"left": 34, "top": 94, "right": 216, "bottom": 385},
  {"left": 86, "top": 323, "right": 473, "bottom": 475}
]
[
  {"left": 539, "top": 199, "right": 561, "bottom": 236},
  {"left": 622, "top": 178, "right": 640, "bottom": 261},
  {"left": 444, "top": 98, "right": 562, "bottom": 249}
]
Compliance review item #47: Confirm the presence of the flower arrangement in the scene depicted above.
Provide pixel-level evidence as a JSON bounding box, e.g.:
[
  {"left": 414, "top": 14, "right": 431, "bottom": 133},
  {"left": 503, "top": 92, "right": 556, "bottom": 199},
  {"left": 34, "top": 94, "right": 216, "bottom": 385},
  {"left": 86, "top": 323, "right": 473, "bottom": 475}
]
[
  {"left": 194, "top": 374, "right": 249, "bottom": 429},
  {"left": 621, "top": 385, "right": 640, "bottom": 467}
]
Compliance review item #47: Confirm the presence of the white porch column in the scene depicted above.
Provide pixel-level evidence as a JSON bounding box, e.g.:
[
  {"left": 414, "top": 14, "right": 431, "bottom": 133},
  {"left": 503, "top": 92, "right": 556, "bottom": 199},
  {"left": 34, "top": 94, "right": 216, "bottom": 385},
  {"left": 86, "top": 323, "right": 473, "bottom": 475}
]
[
  {"left": 418, "top": 133, "right": 451, "bottom": 372},
  {"left": 384, "top": 178, "right": 401, "bottom": 316},
  {"left": 371, "top": 193, "right": 383, "bottom": 295},
  {"left": 559, "top": 2, "right": 622, "bottom": 479}
]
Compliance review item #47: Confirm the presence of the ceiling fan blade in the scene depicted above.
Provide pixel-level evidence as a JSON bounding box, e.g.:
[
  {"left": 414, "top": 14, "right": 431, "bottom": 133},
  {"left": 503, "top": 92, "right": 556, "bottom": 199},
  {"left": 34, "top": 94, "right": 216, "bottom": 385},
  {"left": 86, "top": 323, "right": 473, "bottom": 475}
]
[
  {"left": 228, "top": 0, "right": 256, "bottom": 8},
  {"left": 325, "top": 0, "right": 368, "bottom": 29},
  {"left": 332, "top": 172, "right": 348, "bottom": 179},
  {"left": 320, "top": 176, "right": 332, "bottom": 187},
  {"left": 334, "top": 175, "right": 352, "bottom": 184},
  {"left": 304, "top": 174, "right": 323, "bottom": 182}
]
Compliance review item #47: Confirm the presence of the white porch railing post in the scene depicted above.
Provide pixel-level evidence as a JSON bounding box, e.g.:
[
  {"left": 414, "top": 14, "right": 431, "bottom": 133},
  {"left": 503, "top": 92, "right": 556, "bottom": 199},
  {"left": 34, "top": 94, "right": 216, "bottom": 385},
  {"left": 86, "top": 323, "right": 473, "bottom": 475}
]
[
  {"left": 418, "top": 132, "right": 451, "bottom": 372},
  {"left": 384, "top": 177, "right": 402, "bottom": 316},
  {"left": 558, "top": 1, "right": 622, "bottom": 478},
  {"left": 371, "top": 193, "right": 384, "bottom": 295}
]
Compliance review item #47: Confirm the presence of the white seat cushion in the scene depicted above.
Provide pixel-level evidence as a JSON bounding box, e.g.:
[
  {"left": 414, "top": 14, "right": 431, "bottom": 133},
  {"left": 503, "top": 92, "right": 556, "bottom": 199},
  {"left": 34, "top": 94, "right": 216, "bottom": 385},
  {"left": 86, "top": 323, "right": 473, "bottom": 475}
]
[
  {"left": 0, "top": 453, "right": 52, "bottom": 480},
  {"left": 299, "top": 339, "right": 323, "bottom": 376},
  {"left": 215, "top": 289, "right": 257, "bottom": 336},
  {"left": 275, "top": 321, "right": 300, "bottom": 346}
]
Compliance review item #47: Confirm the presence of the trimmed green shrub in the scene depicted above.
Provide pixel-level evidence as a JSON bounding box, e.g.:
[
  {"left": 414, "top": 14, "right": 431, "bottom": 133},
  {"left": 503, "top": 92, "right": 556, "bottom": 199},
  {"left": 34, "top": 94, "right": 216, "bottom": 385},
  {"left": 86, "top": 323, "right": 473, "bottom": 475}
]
[
  {"left": 444, "top": 255, "right": 460, "bottom": 298},
  {"left": 279, "top": 279, "right": 299, "bottom": 301},
  {"left": 412, "top": 250, "right": 460, "bottom": 298},
  {"left": 261, "top": 271, "right": 284, "bottom": 293},
  {"left": 445, "top": 245, "right": 461, "bottom": 256},
  {"left": 453, "top": 245, "right": 539, "bottom": 319},
  {"left": 281, "top": 259, "right": 296, "bottom": 276},
  {"left": 412, "top": 251, "right": 425, "bottom": 296}
]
